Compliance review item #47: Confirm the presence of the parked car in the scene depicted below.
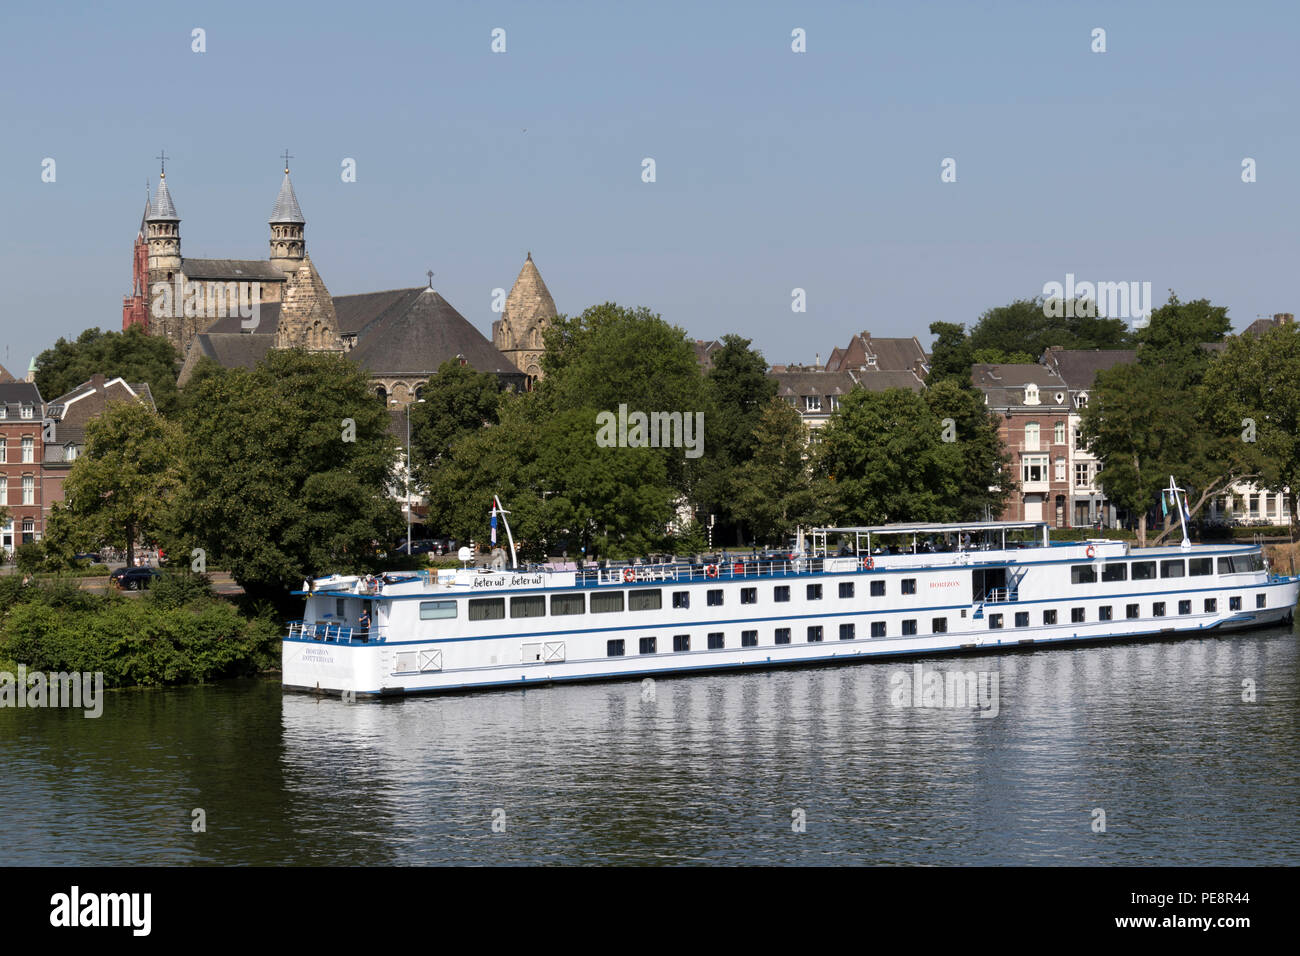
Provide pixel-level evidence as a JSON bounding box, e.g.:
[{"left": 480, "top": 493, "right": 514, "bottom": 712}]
[{"left": 109, "top": 567, "right": 162, "bottom": 591}]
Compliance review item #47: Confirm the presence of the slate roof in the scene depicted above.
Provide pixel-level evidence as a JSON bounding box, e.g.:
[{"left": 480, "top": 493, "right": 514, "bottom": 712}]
[
  {"left": 181, "top": 259, "right": 289, "bottom": 281},
  {"left": 824, "top": 332, "right": 929, "bottom": 374},
  {"left": 971, "top": 363, "right": 1071, "bottom": 410},
  {"left": 0, "top": 362, "right": 13, "bottom": 384},
  {"left": 270, "top": 172, "right": 305, "bottom": 224},
  {"left": 0, "top": 381, "right": 42, "bottom": 405},
  {"left": 1039, "top": 347, "right": 1137, "bottom": 389},
  {"left": 177, "top": 333, "right": 276, "bottom": 386},
  {"left": 348, "top": 288, "right": 523, "bottom": 377},
  {"left": 149, "top": 174, "right": 178, "bottom": 221}
]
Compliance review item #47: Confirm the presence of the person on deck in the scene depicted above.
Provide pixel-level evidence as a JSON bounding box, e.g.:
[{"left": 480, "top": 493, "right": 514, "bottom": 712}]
[{"left": 358, "top": 608, "right": 371, "bottom": 641}]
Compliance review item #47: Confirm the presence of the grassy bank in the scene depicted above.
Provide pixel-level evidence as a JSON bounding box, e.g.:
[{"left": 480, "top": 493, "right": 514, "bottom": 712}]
[{"left": 0, "top": 573, "right": 280, "bottom": 688}]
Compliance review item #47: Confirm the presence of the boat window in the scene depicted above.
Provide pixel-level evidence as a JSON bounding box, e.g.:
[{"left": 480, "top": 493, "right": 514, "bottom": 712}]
[
  {"left": 870, "top": 580, "right": 885, "bottom": 597},
  {"left": 420, "top": 599, "right": 457, "bottom": 620},
  {"left": 870, "top": 622, "right": 885, "bottom": 638},
  {"left": 1218, "top": 558, "right": 1233, "bottom": 575},
  {"left": 988, "top": 614, "right": 1003, "bottom": 629},
  {"left": 1101, "top": 563, "right": 1127, "bottom": 582},
  {"left": 672, "top": 591, "right": 690, "bottom": 609},
  {"left": 606, "top": 639, "right": 624, "bottom": 657},
  {"left": 591, "top": 591, "right": 625, "bottom": 614},
  {"left": 932, "top": 618, "right": 947, "bottom": 634},
  {"left": 1178, "top": 600, "right": 1191, "bottom": 615},
  {"left": 510, "top": 595, "right": 545, "bottom": 618},
  {"left": 708, "top": 632, "right": 724, "bottom": 649},
  {"left": 1160, "top": 560, "right": 1185, "bottom": 578},
  {"left": 628, "top": 589, "right": 662, "bottom": 611},
  {"left": 807, "top": 584, "right": 823, "bottom": 600},
  {"left": 1043, "top": 609, "right": 1057, "bottom": 625},
  {"left": 707, "top": 589, "right": 724, "bottom": 606},
  {"left": 336, "top": 598, "right": 347, "bottom": 618},
  {"left": 1189, "top": 558, "right": 1212, "bottom": 576},
  {"left": 1229, "top": 596, "right": 1242, "bottom": 610},
  {"left": 807, "top": 625, "right": 823, "bottom": 642},
  {"left": 1127, "top": 604, "right": 1140, "bottom": 619},
  {"left": 903, "top": 619, "right": 917, "bottom": 635},
  {"left": 550, "top": 593, "right": 585, "bottom": 616},
  {"left": 774, "top": 586, "right": 791, "bottom": 603},
  {"left": 902, "top": 578, "right": 917, "bottom": 595},
  {"left": 1071, "top": 608, "right": 1085, "bottom": 623},
  {"left": 1205, "top": 598, "right": 1217, "bottom": 613},
  {"left": 775, "top": 628, "right": 792, "bottom": 645},
  {"left": 1257, "top": 594, "right": 1266, "bottom": 608},
  {"left": 839, "top": 623, "right": 855, "bottom": 640},
  {"left": 673, "top": 634, "right": 690, "bottom": 652},
  {"left": 1015, "top": 612, "right": 1029, "bottom": 627},
  {"left": 839, "top": 582, "right": 854, "bottom": 598},
  {"left": 1131, "top": 561, "right": 1156, "bottom": 580},
  {"left": 1153, "top": 602, "right": 1166, "bottom": 617},
  {"left": 468, "top": 598, "right": 505, "bottom": 621},
  {"left": 1099, "top": 606, "right": 1113, "bottom": 621},
  {"left": 740, "top": 587, "right": 757, "bottom": 604},
  {"left": 639, "top": 637, "right": 657, "bottom": 654},
  {"left": 741, "top": 630, "right": 758, "bottom": 647},
  {"left": 1071, "top": 565, "right": 1096, "bottom": 584}
]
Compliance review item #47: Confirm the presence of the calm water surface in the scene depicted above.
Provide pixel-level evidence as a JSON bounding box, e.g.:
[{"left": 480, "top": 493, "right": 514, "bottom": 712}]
[{"left": 2, "top": 627, "right": 1297, "bottom": 865}]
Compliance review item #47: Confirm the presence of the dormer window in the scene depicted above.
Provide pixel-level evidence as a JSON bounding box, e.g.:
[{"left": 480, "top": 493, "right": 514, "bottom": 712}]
[
  {"left": 805, "top": 395, "right": 822, "bottom": 412},
  {"left": 866, "top": 354, "right": 877, "bottom": 366},
  {"left": 1024, "top": 383, "right": 1040, "bottom": 406},
  {"left": 20, "top": 404, "right": 33, "bottom": 419},
  {"left": 65, "top": 443, "right": 78, "bottom": 462},
  {"left": 1076, "top": 392, "right": 1089, "bottom": 408}
]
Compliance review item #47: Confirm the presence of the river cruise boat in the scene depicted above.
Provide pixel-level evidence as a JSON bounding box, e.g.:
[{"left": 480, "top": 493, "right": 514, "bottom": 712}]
[{"left": 282, "top": 516, "right": 1298, "bottom": 698}]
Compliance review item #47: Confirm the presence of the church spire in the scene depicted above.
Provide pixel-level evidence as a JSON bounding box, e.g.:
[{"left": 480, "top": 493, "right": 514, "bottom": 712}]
[
  {"left": 145, "top": 158, "right": 181, "bottom": 276},
  {"left": 269, "top": 153, "right": 306, "bottom": 273}
]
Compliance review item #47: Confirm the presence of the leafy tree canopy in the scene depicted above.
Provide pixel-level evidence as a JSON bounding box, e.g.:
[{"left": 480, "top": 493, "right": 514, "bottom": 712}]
[{"left": 35, "top": 327, "right": 181, "bottom": 416}]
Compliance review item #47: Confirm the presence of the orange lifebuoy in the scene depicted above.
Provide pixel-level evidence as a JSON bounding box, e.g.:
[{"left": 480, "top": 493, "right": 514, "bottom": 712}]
[
  {"left": 734, "top": 562, "right": 744, "bottom": 576},
  {"left": 705, "top": 564, "right": 719, "bottom": 579},
  {"left": 1085, "top": 545, "right": 1096, "bottom": 559},
  {"left": 623, "top": 567, "right": 636, "bottom": 583},
  {"left": 861, "top": 555, "right": 874, "bottom": 570}
]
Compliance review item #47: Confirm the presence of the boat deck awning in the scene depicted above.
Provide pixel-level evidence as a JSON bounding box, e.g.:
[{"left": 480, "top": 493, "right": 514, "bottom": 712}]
[{"left": 809, "top": 521, "right": 1050, "bottom": 536}]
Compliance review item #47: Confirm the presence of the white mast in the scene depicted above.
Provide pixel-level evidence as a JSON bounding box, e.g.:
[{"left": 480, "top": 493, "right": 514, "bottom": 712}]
[
  {"left": 492, "top": 495, "right": 519, "bottom": 569},
  {"left": 1167, "top": 475, "right": 1192, "bottom": 551}
]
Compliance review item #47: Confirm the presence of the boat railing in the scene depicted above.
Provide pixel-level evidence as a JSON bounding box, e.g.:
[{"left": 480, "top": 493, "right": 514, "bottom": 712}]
[
  {"left": 286, "top": 620, "right": 382, "bottom": 644},
  {"left": 573, "top": 556, "right": 854, "bottom": 587},
  {"left": 983, "top": 587, "right": 1019, "bottom": 604}
]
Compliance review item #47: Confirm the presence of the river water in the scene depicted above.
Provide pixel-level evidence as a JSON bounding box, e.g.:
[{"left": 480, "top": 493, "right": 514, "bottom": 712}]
[{"left": 2, "top": 626, "right": 1296, "bottom": 865}]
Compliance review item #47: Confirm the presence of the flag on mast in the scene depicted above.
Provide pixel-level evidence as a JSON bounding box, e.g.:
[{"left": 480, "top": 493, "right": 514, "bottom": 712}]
[{"left": 490, "top": 500, "right": 498, "bottom": 546}]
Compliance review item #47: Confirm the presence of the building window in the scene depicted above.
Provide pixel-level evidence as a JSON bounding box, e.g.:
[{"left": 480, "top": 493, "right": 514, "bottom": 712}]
[
  {"left": 1024, "top": 422, "right": 1040, "bottom": 451},
  {"left": 989, "top": 614, "right": 1003, "bottom": 629},
  {"left": 740, "top": 587, "right": 757, "bottom": 604},
  {"left": 901, "top": 579, "right": 916, "bottom": 595},
  {"left": 903, "top": 619, "right": 917, "bottom": 635},
  {"left": 22, "top": 476, "right": 35, "bottom": 506},
  {"left": 1099, "top": 605, "right": 1113, "bottom": 621},
  {"left": 672, "top": 591, "right": 690, "bottom": 609},
  {"left": 707, "top": 632, "right": 724, "bottom": 649},
  {"left": 1054, "top": 421, "right": 1065, "bottom": 445},
  {"left": 22, "top": 437, "right": 34, "bottom": 463},
  {"left": 639, "top": 637, "right": 657, "bottom": 655},
  {"left": 1127, "top": 604, "right": 1140, "bottom": 619},
  {"left": 0, "top": 441, "right": 5, "bottom": 463},
  {"left": 806, "top": 584, "right": 822, "bottom": 600},
  {"left": 870, "top": 621, "right": 885, "bottom": 638},
  {"left": 64, "top": 443, "right": 77, "bottom": 461},
  {"left": 869, "top": 580, "right": 885, "bottom": 597},
  {"left": 839, "top": 581, "right": 854, "bottom": 599},
  {"left": 839, "top": 623, "right": 855, "bottom": 641},
  {"left": 707, "top": 589, "right": 724, "bottom": 606},
  {"left": 741, "top": 630, "right": 758, "bottom": 647},
  {"left": 806, "top": 626, "right": 823, "bottom": 643},
  {"left": 20, "top": 404, "right": 33, "bottom": 420},
  {"left": 1043, "top": 609, "right": 1057, "bottom": 625},
  {"left": 1071, "top": 607, "right": 1085, "bottom": 623},
  {"left": 673, "top": 634, "right": 690, "bottom": 652},
  {"left": 1054, "top": 457, "right": 1066, "bottom": 481},
  {"left": 932, "top": 617, "right": 947, "bottom": 634},
  {"left": 774, "top": 586, "right": 790, "bottom": 603},
  {"left": 1022, "top": 455, "right": 1048, "bottom": 483},
  {"left": 607, "top": 639, "right": 625, "bottom": 657},
  {"left": 804, "top": 395, "right": 821, "bottom": 411},
  {"left": 775, "top": 628, "right": 791, "bottom": 645},
  {"left": 1204, "top": 598, "right": 1217, "bottom": 613},
  {"left": 1074, "top": 463, "right": 1090, "bottom": 488}
]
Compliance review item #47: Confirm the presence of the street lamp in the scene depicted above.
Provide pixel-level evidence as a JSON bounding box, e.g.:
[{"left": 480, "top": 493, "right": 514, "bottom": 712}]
[{"left": 391, "top": 397, "right": 426, "bottom": 555}]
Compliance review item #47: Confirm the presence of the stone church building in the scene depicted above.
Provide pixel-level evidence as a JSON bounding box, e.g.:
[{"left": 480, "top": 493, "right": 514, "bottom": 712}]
[{"left": 124, "top": 164, "right": 555, "bottom": 401}]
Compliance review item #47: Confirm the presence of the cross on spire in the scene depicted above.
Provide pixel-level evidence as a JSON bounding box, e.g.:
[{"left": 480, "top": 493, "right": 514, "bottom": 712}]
[
  {"left": 427, "top": 270, "right": 435, "bottom": 289},
  {"left": 281, "top": 149, "right": 293, "bottom": 174},
  {"left": 156, "top": 149, "right": 168, "bottom": 177}
]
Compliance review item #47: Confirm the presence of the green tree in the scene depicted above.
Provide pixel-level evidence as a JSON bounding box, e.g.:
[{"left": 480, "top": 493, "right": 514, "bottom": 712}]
[
  {"left": 733, "top": 398, "right": 817, "bottom": 544},
  {"left": 971, "top": 297, "right": 1132, "bottom": 360},
  {"left": 34, "top": 327, "right": 181, "bottom": 416},
  {"left": 172, "top": 349, "right": 403, "bottom": 601},
  {"left": 926, "top": 321, "right": 974, "bottom": 387},
  {"left": 923, "top": 379, "right": 1012, "bottom": 520},
  {"left": 409, "top": 359, "right": 504, "bottom": 487},
  {"left": 60, "top": 399, "right": 182, "bottom": 567}
]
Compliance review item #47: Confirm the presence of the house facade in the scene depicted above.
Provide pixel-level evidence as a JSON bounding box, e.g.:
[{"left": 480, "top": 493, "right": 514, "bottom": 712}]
[{"left": 0, "top": 382, "right": 45, "bottom": 551}]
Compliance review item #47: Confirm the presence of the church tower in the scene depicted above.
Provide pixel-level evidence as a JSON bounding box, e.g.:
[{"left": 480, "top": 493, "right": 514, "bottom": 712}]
[
  {"left": 269, "top": 160, "right": 306, "bottom": 275},
  {"left": 145, "top": 167, "right": 181, "bottom": 282},
  {"left": 492, "top": 252, "right": 557, "bottom": 385},
  {"left": 274, "top": 254, "right": 343, "bottom": 352},
  {"left": 122, "top": 193, "right": 151, "bottom": 331}
]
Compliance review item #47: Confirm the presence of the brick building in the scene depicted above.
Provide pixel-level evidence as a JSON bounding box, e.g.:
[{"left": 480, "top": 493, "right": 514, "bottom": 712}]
[
  {"left": 971, "top": 364, "right": 1073, "bottom": 525},
  {"left": 0, "top": 381, "right": 45, "bottom": 551}
]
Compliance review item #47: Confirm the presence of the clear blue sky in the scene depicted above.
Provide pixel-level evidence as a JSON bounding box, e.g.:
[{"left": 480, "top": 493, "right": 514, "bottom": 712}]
[{"left": 1, "top": 0, "right": 1297, "bottom": 375}]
